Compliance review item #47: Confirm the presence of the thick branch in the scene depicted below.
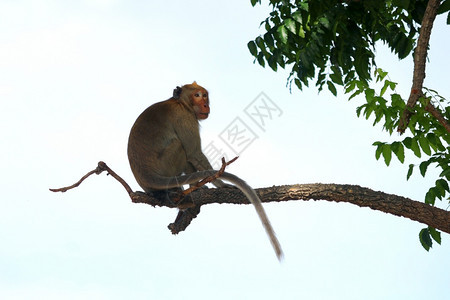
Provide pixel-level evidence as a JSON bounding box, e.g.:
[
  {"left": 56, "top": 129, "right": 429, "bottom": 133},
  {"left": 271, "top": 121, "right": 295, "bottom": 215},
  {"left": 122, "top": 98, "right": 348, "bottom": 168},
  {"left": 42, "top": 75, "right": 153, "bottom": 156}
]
[
  {"left": 51, "top": 162, "right": 450, "bottom": 235},
  {"left": 398, "top": 0, "right": 441, "bottom": 133},
  {"left": 133, "top": 184, "right": 450, "bottom": 234}
]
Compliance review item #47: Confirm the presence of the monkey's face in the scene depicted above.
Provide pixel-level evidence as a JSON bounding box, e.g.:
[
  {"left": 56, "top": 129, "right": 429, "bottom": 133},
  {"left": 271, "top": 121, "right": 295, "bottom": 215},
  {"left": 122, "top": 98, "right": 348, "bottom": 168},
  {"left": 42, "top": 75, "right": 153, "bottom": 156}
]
[{"left": 191, "top": 89, "right": 210, "bottom": 120}]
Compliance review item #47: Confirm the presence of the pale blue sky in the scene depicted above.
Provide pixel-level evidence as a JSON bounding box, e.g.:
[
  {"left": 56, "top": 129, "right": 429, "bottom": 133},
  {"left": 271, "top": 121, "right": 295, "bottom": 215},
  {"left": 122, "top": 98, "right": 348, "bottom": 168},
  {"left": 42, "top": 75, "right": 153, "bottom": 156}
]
[{"left": 1, "top": 1, "right": 449, "bottom": 299}]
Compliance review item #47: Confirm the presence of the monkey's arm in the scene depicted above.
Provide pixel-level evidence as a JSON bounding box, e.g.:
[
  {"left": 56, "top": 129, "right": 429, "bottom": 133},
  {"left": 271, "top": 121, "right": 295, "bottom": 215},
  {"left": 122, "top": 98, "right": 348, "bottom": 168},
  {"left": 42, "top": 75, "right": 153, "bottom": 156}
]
[{"left": 172, "top": 114, "right": 228, "bottom": 188}]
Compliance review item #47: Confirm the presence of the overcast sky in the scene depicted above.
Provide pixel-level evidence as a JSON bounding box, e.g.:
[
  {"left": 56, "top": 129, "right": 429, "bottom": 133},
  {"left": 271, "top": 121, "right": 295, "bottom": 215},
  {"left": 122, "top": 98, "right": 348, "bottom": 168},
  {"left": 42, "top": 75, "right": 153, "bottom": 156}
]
[{"left": 1, "top": 1, "right": 449, "bottom": 299}]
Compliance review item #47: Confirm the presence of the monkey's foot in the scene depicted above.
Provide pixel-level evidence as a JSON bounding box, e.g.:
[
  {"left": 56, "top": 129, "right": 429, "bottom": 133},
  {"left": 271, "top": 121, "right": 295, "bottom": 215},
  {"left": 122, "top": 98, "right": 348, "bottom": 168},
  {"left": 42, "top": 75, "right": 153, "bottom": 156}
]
[{"left": 150, "top": 188, "right": 183, "bottom": 206}]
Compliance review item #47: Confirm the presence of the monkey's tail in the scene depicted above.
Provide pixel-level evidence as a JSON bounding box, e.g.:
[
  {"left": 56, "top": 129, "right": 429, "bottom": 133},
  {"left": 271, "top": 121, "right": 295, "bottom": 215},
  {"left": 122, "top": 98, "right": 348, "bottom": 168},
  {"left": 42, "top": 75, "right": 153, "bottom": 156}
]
[
  {"left": 220, "top": 172, "right": 284, "bottom": 261},
  {"left": 150, "top": 171, "right": 284, "bottom": 261}
]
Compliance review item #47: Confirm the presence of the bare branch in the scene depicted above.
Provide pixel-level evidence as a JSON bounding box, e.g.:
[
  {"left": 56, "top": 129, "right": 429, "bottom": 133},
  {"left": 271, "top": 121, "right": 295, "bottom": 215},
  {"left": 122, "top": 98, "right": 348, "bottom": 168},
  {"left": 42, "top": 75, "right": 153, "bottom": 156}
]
[
  {"left": 49, "top": 163, "right": 106, "bottom": 193},
  {"left": 398, "top": 0, "right": 442, "bottom": 133},
  {"left": 173, "top": 156, "right": 238, "bottom": 202},
  {"left": 50, "top": 161, "right": 134, "bottom": 196}
]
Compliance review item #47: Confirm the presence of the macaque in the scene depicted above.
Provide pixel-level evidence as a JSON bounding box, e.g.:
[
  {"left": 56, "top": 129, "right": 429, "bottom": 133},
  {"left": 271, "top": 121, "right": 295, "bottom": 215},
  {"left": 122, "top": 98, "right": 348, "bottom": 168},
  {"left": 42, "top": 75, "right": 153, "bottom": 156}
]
[{"left": 127, "top": 82, "right": 283, "bottom": 260}]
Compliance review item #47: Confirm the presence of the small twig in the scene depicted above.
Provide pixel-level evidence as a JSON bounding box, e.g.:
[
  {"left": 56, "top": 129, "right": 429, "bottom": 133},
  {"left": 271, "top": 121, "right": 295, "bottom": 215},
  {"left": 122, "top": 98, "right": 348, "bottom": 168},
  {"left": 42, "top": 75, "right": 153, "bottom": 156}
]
[
  {"left": 98, "top": 161, "right": 134, "bottom": 196},
  {"left": 49, "top": 158, "right": 241, "bottom": 236},
  {"left": 425, "top": 101, "right": 450, "bottom": 133},
  {"left": 50, "top": 158, "right": 238, "bottom": 203},
  {"left": 172, "top": 156, "right": 238, "bottom": 202},
  {"left": 49, "top": 161, "right": 134, "bottom": 197},
  {"left": 49, "top": 163, "right": 106, "bottom": 192}
]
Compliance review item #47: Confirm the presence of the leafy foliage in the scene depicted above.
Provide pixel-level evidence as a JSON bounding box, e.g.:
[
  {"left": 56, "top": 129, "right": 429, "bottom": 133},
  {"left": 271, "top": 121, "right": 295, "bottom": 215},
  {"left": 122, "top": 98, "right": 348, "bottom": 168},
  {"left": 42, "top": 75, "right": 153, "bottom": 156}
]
[
  {"left": 248, "top": 0, "right": 436, "bottom": 93},
  {"left": 347, "top": 69, "right": 450, "bottom": 209},
  {"left": 419, "top": 226, "right": 442, "bottom": 251},
  {"left": 249, "top": 0, "right": 450, "bottom": 250},
  {"left": 348, "top": 70, "right": 449, "bottom": 250}
]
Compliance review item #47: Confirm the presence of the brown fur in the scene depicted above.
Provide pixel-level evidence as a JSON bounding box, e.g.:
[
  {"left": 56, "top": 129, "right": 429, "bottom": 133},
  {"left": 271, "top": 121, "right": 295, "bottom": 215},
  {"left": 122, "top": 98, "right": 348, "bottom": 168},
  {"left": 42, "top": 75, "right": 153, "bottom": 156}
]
[{"left": 127, "top": 82, "right": 283, "bottom": 260}]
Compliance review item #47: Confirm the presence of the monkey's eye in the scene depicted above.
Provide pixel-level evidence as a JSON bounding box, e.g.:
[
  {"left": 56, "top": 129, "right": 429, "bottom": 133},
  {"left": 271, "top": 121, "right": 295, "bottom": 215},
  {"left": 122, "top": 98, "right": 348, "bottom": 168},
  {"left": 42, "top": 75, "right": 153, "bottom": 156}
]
[
  {"left": 194, "top": 93, "right": 200, "bottom": 97},
  {"left": 203, "top": 93, "right": 207, "bottom": 97}
]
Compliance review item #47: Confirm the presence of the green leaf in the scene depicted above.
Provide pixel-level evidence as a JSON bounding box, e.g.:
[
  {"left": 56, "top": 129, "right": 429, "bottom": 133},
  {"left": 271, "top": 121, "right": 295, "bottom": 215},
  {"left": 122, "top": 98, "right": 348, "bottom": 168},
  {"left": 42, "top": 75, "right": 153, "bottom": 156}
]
[
  {"left": 433, "top": 186, "right": 444, "bottom": 200},
  {"left": 418, "top": 136, "right": 432, "bottom": 156},
  {"left": 436, "top": 179, "right": 450, "bottom": 193},
  {"left": 319, "top": 17, "right": 330, "bottom": 29},
  {"left": 375, "top": 68, "right": 388, "bottom": 82},
  {"left": 294, "top": 78, "right": 302, "bottom": 90},
  {"left": 440, "top": 167, "right": 450, "bottom": 179},
  {"left": 356, "top": 105, "right": 363, "bottom": 117},
  {"left": 257, "top": 52, "right": 265, "bottom": 67},
  {"left": 275, "top": 50, "right": 285, "bottom": 68},
  {"left": 447, "top": 12, "right": 450, "bottom": 24},
  {"left": 436, "top": 178, "right": 450, "bottom": 194},
  {"left": 348, "top": 89, "right": 363, "bottom": 101},
  {"left": 365, "top": 88, "right": 375, "bottom": 103},
  {"left": 345, "top": 81, "right": 356, "bottom": 94},
  {"left": 330, "top": 73, "right": 343, "bottom": 86},
  {"left": 428, "top": 227, "right": 441, "bottom": 245},
  {"left": 285, "top": 19, "right": 296, "bottom": 34},
  {"left": 263, "top": 32, "right": 274, "bottom": 49},
  {"left": 291, "top": 11, "right": 302, "bottom": 23},
  {"left": 330, "top": 66, "right": 344, "bottom": 85},
  {"left": 298, "top": 26, "right": 305, "bottom": 38},
  {"left": 403, "top": 137, "right": 412, "bottom": 149},
  {"left": 327, "top": 81, "right": 337, "bottom": 96},
  {"left": 382, "top": 144, "right": 392, "bottom": 166},
  {"left": 390, "top": 142, "right": 405, "bottom": 163},
  {"left": 277, "top": 25, "right": 288, "bottom": 43},
  {"left": 419, "top": 228, "right": 432, "bottom": 251},
  {"left": 389, "top": 81, "right": 397, "bottom": 90},
  {"left": 268, "top": 55, "right": 277, "bottom": 71},
  {"left": 393, "top": 0, "right": 410, "bottom": 10},
  {"left": 364, "top": 105, "right": 374, "bottom": 120},
  {"left": 247, "top": 41, "right": 258, "bottom": 56},
  {"left": 380, "top": 81, "right": 388, "bottom": 97},
  {"left": 255, "top": 36, "right": 265, "bottom": 50},
  {"left": 374, "top": 142, "right": 384, "bottom": 160},
  {"left": 391, "top": 93, "right": 404, "bottom": 109},
  {"left": 425, "top": 189, "right": 436, "bottom": 205},
  {"left": 410, "top": 138, "right": 421, "bottom": 158},
  {"left": 419, "top": 161, "right": 430, "bottom": 177},
  {"left": 250, "top": 0, "right": 259, "bottom": 6},
  {"left": 437, "top": 0, "right": 450, "bottom": 14},
  {"left": 427, "top": 133, "right": 445, "bottom": 151},
  {"left": 407, "top": 164, "right": 414, "bottom": 180}
]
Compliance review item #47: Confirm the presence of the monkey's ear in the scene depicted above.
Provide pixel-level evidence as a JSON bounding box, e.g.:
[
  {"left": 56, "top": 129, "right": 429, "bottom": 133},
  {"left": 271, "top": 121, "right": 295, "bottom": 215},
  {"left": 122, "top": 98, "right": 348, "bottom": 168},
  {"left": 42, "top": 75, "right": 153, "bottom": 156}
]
[{"left": 173, "top": 86, "right": 182, "bottom": 99}]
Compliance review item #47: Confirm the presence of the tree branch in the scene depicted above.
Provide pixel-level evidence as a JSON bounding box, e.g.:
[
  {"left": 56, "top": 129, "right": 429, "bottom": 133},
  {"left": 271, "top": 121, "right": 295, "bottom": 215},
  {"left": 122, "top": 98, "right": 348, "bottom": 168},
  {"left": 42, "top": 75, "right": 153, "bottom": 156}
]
[
  {"left": 50, "top": 162, "right": 450, "bottom": 235},
  {"left": 50, "top": 161, "right": 134, "bottom": 196},
  {"left": 132, "top": 183, "right": 450, "bottom": 235},
  {"left": 398, "top": 0, "right": 441, "bottom": 134},
  {"left": 425, "top": 101, "right": 450, "bottom": 132}
]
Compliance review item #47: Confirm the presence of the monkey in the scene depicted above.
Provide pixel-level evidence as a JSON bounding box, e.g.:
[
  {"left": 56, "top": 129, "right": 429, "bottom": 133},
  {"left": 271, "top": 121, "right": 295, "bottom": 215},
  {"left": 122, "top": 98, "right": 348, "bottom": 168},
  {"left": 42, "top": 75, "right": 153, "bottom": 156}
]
[{"left": 127, "top": 82, "right": 283, "bottom": 260}]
